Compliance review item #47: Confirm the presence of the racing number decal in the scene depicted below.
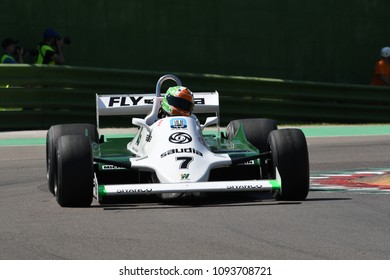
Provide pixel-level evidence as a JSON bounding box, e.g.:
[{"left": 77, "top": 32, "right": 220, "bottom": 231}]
[{"left": 176, "top": 156, "right": 193, "bottom": 169}]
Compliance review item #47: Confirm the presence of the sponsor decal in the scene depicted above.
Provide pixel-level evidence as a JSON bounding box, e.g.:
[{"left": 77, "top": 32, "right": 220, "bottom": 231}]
[
  {"left": 157, "top": 119, "right": 164, "bottom": 126},
  {"left": 227, "top": 184, "right": 262, "bottom": 190},
  {"left": 108, "top": 96, "right": 154, "bottom": 107},
  {"left": 170, "top": 118, "right": 187, "bottom": 129},
  {"left": 131, "top": 146, "right": 139, "bottom": 153},
  {"left": 161, "top": 147, "right": 203, "bottom": 158},
  {"left": 194, "top": 98, "right": 205, "bottom": 105},
  {"left": 181, "top": 173, "right": 190, "bottom": 180},
  {"left": 169, "top": 132, "right": 192, "bottom": 144},
  {"left": 102, "top": 165, "right": 126, "bottom": 170},
  {"left": 117, "top": 188, "right": 152, "bottom": 193},
  {"left": 135, "top": 128, "right": 143, "bottom": 146},
  {"left": 106, "top": 96, "right": 205, "bottom": 108},
  {"left": 145, "top": 133, "right": 152, "bottom": 142}
]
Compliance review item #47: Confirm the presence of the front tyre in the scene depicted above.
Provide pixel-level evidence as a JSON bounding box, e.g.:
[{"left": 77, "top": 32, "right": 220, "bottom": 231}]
[
  {"left": 46, "top": 124, "right": 98, "bottom": 195},
  {"left": 267, "top": 129, "right": 309, "bottom": 201},
  {"left": 55, "top": 135, "right": 94, "bottom": 207}
]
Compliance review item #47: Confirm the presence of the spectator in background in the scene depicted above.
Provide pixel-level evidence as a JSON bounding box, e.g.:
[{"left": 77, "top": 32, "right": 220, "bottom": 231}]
[
  {"left": 371, "top": 47, "right": 390, "bottom": 86},
  {"left": 36, "top": 28, "right": 64, "bottom": 65},
  {"left": 1, "top": 38, "right": 24, "bottom": 63}
]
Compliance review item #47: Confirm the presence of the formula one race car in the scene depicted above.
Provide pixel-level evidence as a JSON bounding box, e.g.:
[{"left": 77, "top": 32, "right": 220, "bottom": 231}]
[{"left": 46, "top": 74, "right": 309, "bottom": 207}]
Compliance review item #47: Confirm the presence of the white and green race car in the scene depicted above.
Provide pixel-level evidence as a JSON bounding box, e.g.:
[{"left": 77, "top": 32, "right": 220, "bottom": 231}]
[{"left": 46, "top": 74, "right": 309, "bottom": 207}]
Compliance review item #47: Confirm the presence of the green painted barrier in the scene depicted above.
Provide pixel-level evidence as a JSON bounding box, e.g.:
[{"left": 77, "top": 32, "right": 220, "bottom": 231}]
[{"left": 1, "top": 65, "right": 390, "bottom": 131}]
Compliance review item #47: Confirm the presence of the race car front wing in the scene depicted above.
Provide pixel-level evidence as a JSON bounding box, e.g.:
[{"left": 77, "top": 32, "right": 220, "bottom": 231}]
[{"left": 95, "top": 169, "right": 281, "bottom": 199}]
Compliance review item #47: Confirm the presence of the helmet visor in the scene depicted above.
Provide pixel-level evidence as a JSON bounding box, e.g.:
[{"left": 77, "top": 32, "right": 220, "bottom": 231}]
[{"left": 166, "top": 94, "right": 194, "bottom": 113}]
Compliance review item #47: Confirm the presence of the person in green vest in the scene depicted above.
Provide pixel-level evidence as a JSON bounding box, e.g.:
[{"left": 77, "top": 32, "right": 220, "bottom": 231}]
[
  {"left": 1, "top": 37, "right": 23, "bottom": 64},
  {"left": 36, "top": 28, "right": 64, "bottom": 65}
]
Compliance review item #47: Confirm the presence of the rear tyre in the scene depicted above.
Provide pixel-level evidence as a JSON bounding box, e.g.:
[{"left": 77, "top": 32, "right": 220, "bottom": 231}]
[
  {"left": 54, "top": 135, "right": 94, "bottom": 207},
  {"left": 267, "top": 129, "right": 309, "bottom": 201},
  {"left": 46, "top": 124, "right": 98, "bottom": 195}
]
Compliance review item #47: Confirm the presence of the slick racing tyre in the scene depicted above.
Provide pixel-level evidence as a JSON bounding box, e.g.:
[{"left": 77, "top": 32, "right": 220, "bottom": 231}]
[
  {"left": 267, "top": 129, "right": 309, "bottom": 201},
  {"left": 55, "top": 135, "right": 94, "bottom": 207},
  {"left": 46, "top": 124, "right": 98, "bottom": 195}
]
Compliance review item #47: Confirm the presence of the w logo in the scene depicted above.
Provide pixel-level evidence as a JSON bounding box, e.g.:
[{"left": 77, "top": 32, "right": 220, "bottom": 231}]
[{"left": 181, "top": 173, "right": 190, "bottom": 180}]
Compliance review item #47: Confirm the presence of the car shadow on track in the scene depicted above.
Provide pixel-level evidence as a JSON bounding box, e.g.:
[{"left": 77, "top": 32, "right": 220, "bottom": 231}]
[
  {"left": 92, "top": 192, "right": 348, "bottom": 210},
  {"left": 94, "top": 192, "right": 283, "bottom": 210}
]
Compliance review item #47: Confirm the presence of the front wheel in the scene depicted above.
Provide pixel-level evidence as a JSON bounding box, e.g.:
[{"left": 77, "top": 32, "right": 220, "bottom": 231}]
[
  {"left": 55, "top": 135, "right": 94, "bottom": 207},
  {"left": 267, "top": 129, "right": 309, "bottom": 201},
  {"left": 46, "top": 124, "right": 98, "bottom": 195}
]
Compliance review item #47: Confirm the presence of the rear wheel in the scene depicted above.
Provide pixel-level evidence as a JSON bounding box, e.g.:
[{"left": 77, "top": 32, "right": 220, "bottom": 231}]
[
  {"left": 46, "top": 124, "right": 98, "bottom": 194},
  {"left": 267, "top": 129, "right": 309, "bottom": 201},
  {"left": 55, "top": 135, "right": 94, "bottom": 207}
]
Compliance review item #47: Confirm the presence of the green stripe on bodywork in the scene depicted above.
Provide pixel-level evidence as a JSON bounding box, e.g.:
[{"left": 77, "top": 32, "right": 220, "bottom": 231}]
[
  {"left": 98, "top": 185, "right": 107, "bottom": 196},
  {"left": 231, "top": 124, "right": 258, "bottom": 152},
  {"left": 227, "top": 124, "right": 261, "bottom": 165},
  {"left": 270, "top": 180, "right": 281, "bottom": 190}
]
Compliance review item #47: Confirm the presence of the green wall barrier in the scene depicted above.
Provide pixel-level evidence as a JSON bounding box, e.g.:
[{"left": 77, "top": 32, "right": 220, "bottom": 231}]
[
  {"left": 0, "top": 65, "right": 390, "bottom": 131},
  {"left": 1, "top": 0, "right": 390, "bottom": 84}
]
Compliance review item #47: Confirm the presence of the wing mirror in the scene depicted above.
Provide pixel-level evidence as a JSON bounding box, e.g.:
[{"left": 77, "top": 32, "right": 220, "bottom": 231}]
[
  {"left": 132, "top": 118, "right": 152, "bottom": 133},
  {"left": 201, "top": 116, "right": 218, "bottom": 130}
]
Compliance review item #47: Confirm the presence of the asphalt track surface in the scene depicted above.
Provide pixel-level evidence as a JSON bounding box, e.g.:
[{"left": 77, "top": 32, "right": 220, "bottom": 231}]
[{"left": 0, "top": 128, "right": 390, "bottom": 260}]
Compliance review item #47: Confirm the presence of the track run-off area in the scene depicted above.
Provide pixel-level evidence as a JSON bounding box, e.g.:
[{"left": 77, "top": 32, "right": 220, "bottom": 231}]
[{"left": 0, "top": 125, "right": 389, "bottom": 259}]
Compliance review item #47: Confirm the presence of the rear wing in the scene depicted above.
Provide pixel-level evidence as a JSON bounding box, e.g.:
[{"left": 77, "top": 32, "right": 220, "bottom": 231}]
[{"left": 96, "top": 91, "right": 220, "bottom": 128}]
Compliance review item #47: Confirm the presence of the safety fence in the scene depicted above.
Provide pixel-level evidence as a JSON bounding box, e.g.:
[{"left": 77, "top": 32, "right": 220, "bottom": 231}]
[{"left": 1, "top": 64, "right": 390, "bottom": 131}]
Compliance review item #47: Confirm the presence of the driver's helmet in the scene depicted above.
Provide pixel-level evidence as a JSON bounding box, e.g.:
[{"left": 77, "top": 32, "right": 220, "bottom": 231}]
[{"left": 161, "top": 86, "right": 194, "bottom": 116}]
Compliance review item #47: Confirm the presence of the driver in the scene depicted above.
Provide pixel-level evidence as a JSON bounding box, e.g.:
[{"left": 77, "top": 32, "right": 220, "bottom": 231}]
[{"left": 158, "top": 86, "right": 194, "bottom": 118}]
